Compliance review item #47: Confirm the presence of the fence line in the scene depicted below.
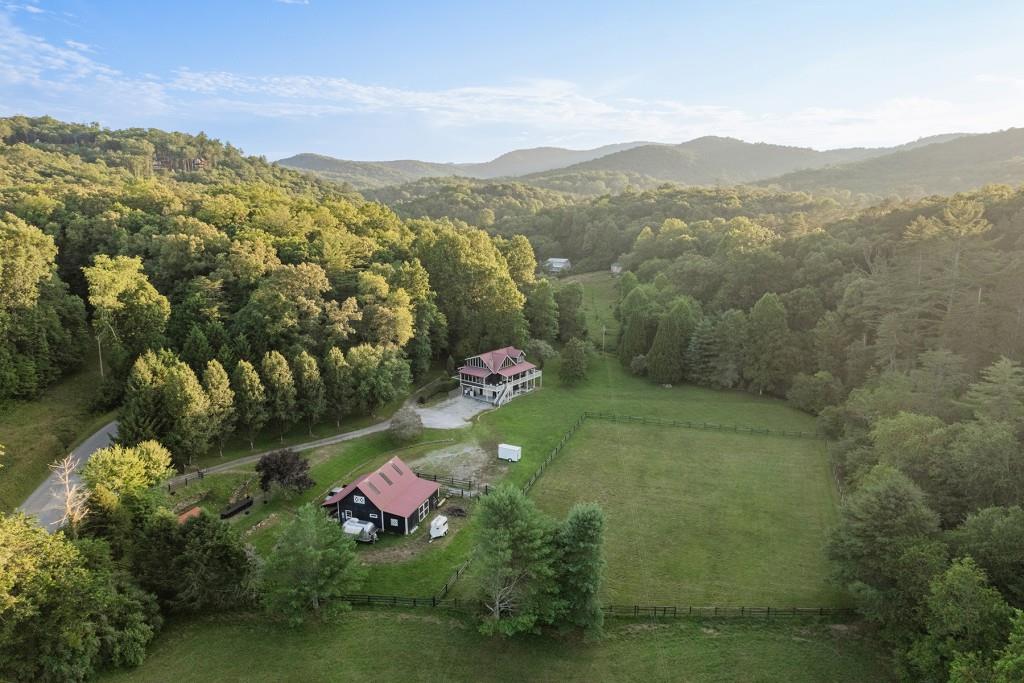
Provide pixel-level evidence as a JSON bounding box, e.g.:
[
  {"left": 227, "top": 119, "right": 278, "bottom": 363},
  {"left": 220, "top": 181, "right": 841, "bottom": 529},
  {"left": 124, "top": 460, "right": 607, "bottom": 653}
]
[
  {"left": 582, "top": 411, "right": 823, "bottom": 440},
  {"left": 335, "top": 594, "right": 855, "bottom": 620},
  {"left": 414, "top": 470, "right": 476, "bottom": 491}
]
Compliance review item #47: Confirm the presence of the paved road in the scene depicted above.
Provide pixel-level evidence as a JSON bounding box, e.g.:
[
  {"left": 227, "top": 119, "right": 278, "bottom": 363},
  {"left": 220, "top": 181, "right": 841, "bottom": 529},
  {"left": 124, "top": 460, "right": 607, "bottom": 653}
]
[
  {"left": 18, "top": 390, "right": 487, "bottom": 531},
  {"left": 166, "top": 420, "right": 393, "bottom": 484},
  {"left": 17, "top": 420, "right": 119, "bottom": 533}
]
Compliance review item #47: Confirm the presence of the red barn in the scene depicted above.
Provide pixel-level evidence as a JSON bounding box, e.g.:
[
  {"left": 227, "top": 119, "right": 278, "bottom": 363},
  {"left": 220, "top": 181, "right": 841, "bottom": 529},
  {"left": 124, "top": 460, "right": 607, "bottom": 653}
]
[{"left": 321, "top": 457, "right": 439, "bottom": 535}]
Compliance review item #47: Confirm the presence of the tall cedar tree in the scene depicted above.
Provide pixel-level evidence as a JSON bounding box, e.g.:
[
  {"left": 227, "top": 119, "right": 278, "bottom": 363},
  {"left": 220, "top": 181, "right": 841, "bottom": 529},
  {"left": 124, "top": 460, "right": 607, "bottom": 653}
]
[
  {"left": 559, "top": 337, "right": 589, "bottom": 386},
  {"left": 322, "top": 346, "right": 351, "bottom": 428},
  {"left": 231, "top": 360, "right": 267, "bottom": 449},
  {"left": 202, "top": 359, "right": 235, "bottom": 456},
  {"left": 647, "top": 296, "right": 702, "bottom": 384},
  {"left": 554, "top": 282, "right": 586, "bottom": 342},
  {"left": 476, "top": 485, "right": 558, "bottom": 636},
  {"left": 261, "top": 503, "right": 364, "bottom": 625},
  {"left": 743, "top": 293, "right": 792, "bottom": 395},
  {"left": 554, "top": 503, "right": 606, "bottom": 636},
  {"left": 261, "top": 351, "right": 297, "bottom": 443},
  {"left": 255, "top": 449, "right": 315, "bottom": 494},
  {"left": 684, "top": 316, "right": 717, "bottom": 385},
  {"left": 118, "top": 350, "right": 211, "bottom": 467},
  {"left": 617, "top": 286, "right": 652, "bottom": 366},
  {"left": 293, "top": 350, "right": 326, "bottom": 436},
  {"left": 169, "top": 512, "right": 254, "bottom": 613},
  {"left": 524, "top": 279, "right": 560, "bottom": 342}
]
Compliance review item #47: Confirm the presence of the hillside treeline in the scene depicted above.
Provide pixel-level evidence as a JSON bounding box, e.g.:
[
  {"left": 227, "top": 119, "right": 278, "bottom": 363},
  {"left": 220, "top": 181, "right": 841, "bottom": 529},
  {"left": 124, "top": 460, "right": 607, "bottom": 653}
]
[{"left": 612, "top": 185, "right": 1024, "bottom": 680}]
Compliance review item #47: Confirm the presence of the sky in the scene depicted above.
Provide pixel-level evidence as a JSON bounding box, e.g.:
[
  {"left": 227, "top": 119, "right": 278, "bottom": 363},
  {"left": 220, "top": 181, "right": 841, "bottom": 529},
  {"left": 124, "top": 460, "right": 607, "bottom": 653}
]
[{"left": 2, "top": 0, "right": 1023, "bottom": 162}]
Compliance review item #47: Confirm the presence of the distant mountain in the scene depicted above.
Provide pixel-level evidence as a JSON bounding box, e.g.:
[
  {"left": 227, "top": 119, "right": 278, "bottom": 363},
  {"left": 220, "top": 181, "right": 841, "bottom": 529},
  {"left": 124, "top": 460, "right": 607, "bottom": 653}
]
[
  {"left": 760, "top": 129, "right": 1024, "bottom": 197},
  {"left": 277, "top": 142, "right": 651, "bottom": 189},
  {"left": 522, "top": 136, "right": 906, "bottom": 187}
]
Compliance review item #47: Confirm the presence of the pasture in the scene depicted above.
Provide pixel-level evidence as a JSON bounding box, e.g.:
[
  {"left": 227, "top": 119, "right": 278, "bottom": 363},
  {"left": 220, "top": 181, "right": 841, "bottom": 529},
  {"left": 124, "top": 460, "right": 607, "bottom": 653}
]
[{"left": 529, "top": 420, "right": 845, "bottom": 606}]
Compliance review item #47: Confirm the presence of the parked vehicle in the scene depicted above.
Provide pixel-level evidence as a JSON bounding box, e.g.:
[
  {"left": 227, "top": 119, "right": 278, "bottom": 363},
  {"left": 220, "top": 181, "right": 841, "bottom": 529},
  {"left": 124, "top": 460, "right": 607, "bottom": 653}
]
[{"left": 342, "top": 518, "right": 378, "bottom": 543}]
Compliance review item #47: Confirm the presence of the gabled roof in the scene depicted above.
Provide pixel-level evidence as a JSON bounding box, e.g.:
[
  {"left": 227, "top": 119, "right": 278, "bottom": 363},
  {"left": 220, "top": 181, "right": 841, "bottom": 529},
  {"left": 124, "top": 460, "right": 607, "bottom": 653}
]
[
  {"left": 321, "top": 456, "right": 439, "bottom": 518},
  {"left": 465, "top": 346, "right": 525, "bottom": 373}
]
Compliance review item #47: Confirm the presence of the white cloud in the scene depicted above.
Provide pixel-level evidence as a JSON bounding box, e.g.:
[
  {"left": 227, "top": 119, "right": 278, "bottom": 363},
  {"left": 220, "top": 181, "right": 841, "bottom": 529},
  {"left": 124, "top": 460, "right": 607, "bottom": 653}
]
[{"left": 1, "top": 11, "right": 1022, "bottom": 154}]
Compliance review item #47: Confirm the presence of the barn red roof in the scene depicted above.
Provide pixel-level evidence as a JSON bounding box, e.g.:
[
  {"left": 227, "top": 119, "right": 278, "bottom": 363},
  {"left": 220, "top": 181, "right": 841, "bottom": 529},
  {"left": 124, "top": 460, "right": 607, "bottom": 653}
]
[
  {"left": 458, "top": 346, "right": 536, "bottom": 378},
  {"left": 321, "top": 456, "right": 439, "bottom": 518}
]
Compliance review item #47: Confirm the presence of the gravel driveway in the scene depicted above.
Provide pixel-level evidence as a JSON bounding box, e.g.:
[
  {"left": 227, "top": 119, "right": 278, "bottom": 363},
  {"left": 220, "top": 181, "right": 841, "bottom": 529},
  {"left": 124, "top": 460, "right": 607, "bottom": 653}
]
[{"left": 414, "top": 395, "right": 493, "bottom": 428}]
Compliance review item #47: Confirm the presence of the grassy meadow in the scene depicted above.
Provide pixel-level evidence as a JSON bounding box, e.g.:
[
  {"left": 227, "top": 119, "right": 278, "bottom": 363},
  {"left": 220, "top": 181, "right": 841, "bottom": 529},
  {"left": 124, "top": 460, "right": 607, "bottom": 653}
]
[{"left": 99, "top": 611, "right": 892, "bottom": 683}]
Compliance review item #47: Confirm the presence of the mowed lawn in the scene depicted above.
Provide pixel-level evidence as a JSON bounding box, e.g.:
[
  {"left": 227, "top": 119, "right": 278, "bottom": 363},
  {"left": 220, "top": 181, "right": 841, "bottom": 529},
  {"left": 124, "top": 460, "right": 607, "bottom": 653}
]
[
  {"left": 100, "top": 611, "right": 892, "bottom": 683},
  {"left": 530, "top": 421, "right": 845, "bottom": 606}
]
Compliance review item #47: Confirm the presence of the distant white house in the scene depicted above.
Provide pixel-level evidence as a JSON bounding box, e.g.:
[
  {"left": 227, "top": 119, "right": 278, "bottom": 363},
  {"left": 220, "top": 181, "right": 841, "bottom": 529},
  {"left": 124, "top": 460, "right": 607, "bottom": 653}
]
[
  {"left": 544, "top": 257, "right": 572, "bottom": 275},
  {"left": 610, "top": 262, "right": 623, "bottom": 275}
]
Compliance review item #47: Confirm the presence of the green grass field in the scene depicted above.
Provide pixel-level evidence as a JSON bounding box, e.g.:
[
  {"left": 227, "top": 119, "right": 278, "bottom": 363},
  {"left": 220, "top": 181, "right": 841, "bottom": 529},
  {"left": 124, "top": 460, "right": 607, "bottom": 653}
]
[
  {"left": 530, "top": 421, "right": 844, "bottom": 606},
  {"left": 99, "top": 611, "right": 892, "bottom": 683},
  {"left": 0, "top": 355, "right": 116, "bottom": 512}
]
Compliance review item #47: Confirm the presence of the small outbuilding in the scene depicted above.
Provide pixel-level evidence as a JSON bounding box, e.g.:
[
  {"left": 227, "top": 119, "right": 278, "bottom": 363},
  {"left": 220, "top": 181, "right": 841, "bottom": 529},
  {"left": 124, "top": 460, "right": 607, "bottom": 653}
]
[
  {"left": 321, "top": 457, "right": 440, "bottom": 535},
  {"left": 498, "top": 443, "right": 522, "bottom": 462},
  {"left": 610, "top": 262, "right": 623, "bottom": 275},
  {"left": 543, "top": 257, "right": 572, "bottom": 275}
]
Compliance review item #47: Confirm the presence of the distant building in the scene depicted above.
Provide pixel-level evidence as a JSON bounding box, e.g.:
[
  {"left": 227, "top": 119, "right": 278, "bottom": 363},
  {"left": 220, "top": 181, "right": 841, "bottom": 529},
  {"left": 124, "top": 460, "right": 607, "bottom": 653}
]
[
  {"left": 610, "top": 262, "right": 623, "bottom": 275},
  {"left": 321, "top": 457, "right": 439, "bottom": 535},
  {"left": 457, "top": 346, "right": 542, "bottom": 406},
  {"left": 543, "top": 257, "right": 572, "bottom": 275}
]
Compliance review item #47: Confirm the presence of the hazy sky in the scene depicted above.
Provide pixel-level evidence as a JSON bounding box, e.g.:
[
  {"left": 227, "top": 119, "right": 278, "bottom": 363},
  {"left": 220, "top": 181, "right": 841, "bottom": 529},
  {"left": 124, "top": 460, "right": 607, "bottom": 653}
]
[{"left": 2, "top": 0, "right": 1023, "bottom": 161}]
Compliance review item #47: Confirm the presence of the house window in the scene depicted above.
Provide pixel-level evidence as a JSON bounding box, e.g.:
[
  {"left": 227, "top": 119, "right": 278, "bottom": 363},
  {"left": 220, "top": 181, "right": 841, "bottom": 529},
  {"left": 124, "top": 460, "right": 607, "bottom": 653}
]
[
  {"left": 417, "top": 499, "right": 430, "bottom": 522},
  {"left": 368, "top": 513, "right": 378, "bottom": 519},
  {"left": 353, "top": 495, "right": 365, "bottom": 504},
  {"left": 343, "top": 510, "right": 352, "bottom": 520},
  {"left": 390, "top": 518, "right": 398, "bottom": 527}
]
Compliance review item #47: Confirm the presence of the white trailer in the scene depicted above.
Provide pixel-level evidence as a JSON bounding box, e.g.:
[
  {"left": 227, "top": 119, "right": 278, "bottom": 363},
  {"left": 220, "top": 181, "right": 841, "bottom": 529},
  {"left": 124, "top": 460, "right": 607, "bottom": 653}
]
[{"left": 498, "top": 443, "right": 522, "bottom": 462}]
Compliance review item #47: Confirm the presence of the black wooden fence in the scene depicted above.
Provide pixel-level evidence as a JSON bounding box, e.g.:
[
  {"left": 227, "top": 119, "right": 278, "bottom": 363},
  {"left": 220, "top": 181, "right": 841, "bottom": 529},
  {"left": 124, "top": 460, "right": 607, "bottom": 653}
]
[
  {"left": 414, "top": 470, "right": 476, "bottom": 491},
  {"left": 582, "top": 411, "right": 823, "bottom": 440}
]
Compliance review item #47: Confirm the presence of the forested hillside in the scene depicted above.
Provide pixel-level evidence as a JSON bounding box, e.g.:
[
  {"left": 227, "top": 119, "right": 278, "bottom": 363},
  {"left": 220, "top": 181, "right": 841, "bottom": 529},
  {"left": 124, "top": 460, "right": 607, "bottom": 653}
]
[
  {"left": 609, "top": 183, "right": 1024, "bottom": 680},
  {"left": 0, "top": 115, "right": 537, "bottom": 423},
  {"left": 761, "top": 128, "right": 1024, "bottom": 198},
  {"left": 277, "top": 142, "right": 649, "bottom": 190}
]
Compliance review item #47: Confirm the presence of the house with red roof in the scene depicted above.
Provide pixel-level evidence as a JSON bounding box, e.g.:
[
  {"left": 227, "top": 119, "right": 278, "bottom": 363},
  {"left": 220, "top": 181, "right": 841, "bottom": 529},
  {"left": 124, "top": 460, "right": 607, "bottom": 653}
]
[
  {"left": 321, "top": 457, "right": 439, "bottom": 535},
  {"left": 457, "top": 346, "right": 542, "bottom": 406}
]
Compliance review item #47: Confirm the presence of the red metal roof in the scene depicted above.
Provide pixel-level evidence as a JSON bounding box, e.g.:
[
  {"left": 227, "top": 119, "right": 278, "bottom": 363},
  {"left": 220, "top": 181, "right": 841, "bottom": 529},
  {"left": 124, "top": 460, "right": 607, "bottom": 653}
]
[
  {"left": 497, "top": 361, "right": 536, "bottom": 377},
  {"left": 471, "top": 346, "right": 524, "bottom": 373},
  {"left": 459, "top": 366, "right": 489, "bottom": 378},
  {"left": 321, "top": 456, "right": 439, "bottom": 518},
  {"left": 177, "top": 506, "right": 203, "bottom": 524}
]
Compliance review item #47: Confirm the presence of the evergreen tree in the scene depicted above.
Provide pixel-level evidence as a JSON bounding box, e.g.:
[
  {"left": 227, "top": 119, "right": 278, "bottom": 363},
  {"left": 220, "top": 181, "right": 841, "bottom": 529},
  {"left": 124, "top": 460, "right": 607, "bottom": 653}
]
[
  {"left": 711, "top": 309, "right": 747, "bottom": 388},
  {"left": 555, "top": 282, "right": 586, "bottom": 341},
  {"left": 554, "top": 502, "right": 605, "bottom": 636},
  {"left": 232, "top": 360, "right": 267, "bottom": 449},
  {"left": 617, "top": 286, "right": 652, "bottom": 367},
  {"left": 524, "top": 279, "right": 559, "bottom": 342},
  {"left": 293, "top": 350, "right": 326, "bottom": 436},
  {"left": 180, "top": 325, "right": 213, "bottom": 372},
  {"left": 964, "top": 357, "right": 1024, "bottom": 428},
  {"left": 261, "top": 351, "right": 297, "bottom": 443},
  {"left": 202, "top": 359, "right": 235, "bottom": 456},
  {"left": 476, "top": 485, "right": 557, "bottom": 636},
  {"left": 261, "top": 503, "right": 364, "bottom": 625},
  {"left": 118, "top": 350, "right": 212, "bottom": 467},
  {"left": 559, "top": 337, "right": 589, "bottom": 386},
  {"left": 743, "top": 293, "right": 792, "bottom": 395},
  {"left": 171, "top": 512, "right": 254, "bottom": 613},
  {"left": 647, "top": 296, "right": 702, "bottom": 384},
  {"left": 322, "top": 347, "right": 350, "bottom": 428},
  {"left": 684, "top": 316, "right": 717, "bottom": 385}
]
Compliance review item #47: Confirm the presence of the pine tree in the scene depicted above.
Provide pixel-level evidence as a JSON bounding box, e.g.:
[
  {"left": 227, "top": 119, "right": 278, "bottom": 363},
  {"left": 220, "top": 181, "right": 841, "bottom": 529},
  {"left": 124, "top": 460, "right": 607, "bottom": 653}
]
[
  {"left": 617, "top": 287, "right": 652, "bottom": 366},
  {"left": 647, "top": 296, "right": 702, "bottom": 384},
  {"left": 322, "top": 347, "right": 350, "bottom": 428},
  {"left": 712, "top": 309, "right": 747, "bottom": 389},
  {"left": 181, "top": 324, "right": 213, "bottom": 372},
  {"left": 964, "top": 357, "right": 1024, "bottom": 426},
  {"left": 232, "top": 360, "right": 267, "bottom": 450},
  {"left": 554, "top": 502, "right": 605, "bottom": 637},
  {"left": 261, "top": 503, "right": 364, "bottom": 625},
  {"left": 293, "top": 350, "right": 326, "bottom": 436},
  {"left": 743, "top": 293, "right": 792, "bottom": 395},
  {"left": 262, "top": 351, "right": 297, "bottom": 443},
  {"left": 684, "top": 316, "right": 717, "bottom": 385},
  {"left": 203, "top": 359, "right": 235, "bottom": 456}
]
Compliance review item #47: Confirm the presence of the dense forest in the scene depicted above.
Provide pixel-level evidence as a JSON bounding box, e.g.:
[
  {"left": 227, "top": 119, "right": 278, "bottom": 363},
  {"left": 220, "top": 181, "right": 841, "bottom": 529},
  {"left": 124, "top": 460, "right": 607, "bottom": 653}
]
[
  {"left": 607, "top": 184, "right": 1024, "bottom": 680},
  {"left": 4, "top": 114, "right": 1024, "bottom": 681}
]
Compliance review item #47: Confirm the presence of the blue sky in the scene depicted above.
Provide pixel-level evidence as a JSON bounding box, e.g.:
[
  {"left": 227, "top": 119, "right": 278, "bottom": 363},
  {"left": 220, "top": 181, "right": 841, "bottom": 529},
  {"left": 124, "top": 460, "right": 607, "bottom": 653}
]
[{"left": 2, "top": 0, "right": 1023, "bottom": 161}]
